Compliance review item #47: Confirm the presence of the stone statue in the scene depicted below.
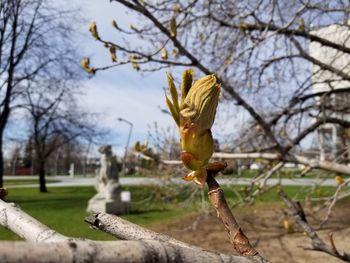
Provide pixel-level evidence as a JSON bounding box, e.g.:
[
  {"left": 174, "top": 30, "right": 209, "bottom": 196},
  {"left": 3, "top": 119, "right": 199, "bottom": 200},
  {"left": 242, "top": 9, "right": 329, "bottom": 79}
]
[
  {"left": 96, "top": 145, "right": 118, "bottom": 191},
  {"left": 87, "top": 145, "right": 129, "bottom": 214}
]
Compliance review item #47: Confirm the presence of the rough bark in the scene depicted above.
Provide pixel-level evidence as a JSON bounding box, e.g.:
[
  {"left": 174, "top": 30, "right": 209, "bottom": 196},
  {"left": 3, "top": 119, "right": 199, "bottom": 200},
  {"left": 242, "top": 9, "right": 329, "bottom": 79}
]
[
  {"left": 206, "top": 173, "right": 258, "bottom": 257},
  {"left": 85, "top": 213, "right": 200, "bottom": 250},
  {"left": 38, "top": 161, "right": 47, "bottom": 192},
  {"left": 0, "top": 198, "right": 269, "bottom": 263},
  {"left": 0, "top": 146, "right": 3, "bottom": 188},
  {"left": 0, "top": 240, "right": 267, "bottom": 263},
  {"left": 0, "top": 199, "right": 67, "bottom": 242},
  {"left": 279, "top": 191, "right": 350, "bottom": 262}
]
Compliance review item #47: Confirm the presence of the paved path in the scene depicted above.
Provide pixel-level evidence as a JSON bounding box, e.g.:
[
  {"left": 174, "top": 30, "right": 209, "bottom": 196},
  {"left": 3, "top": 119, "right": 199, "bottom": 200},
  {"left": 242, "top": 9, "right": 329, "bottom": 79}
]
[{"left": 3, "top": 175, "right": 337, "bottom": 188}]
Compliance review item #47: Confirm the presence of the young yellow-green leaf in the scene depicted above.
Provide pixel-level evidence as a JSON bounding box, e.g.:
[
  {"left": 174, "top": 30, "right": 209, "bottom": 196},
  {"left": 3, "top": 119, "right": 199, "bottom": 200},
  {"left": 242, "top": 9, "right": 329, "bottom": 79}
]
[
  {"left": 89, "top": 21, "right": 100, "bottom": 40},
  {"left": 132, "top": 61, "right": 140, "bottom": 71},
  {"left": 112, "top": 20, "right": 119, "bottom": 29},
  {"left": 109, "top": 46, "right": 117, "bottom": 62},
  {"left": 161, "top": 48, "right": 168, "bottom": 60},
  {"left": 167, "top": 73, "right": 180, "bottom": 114},
  {"left": 165, "top": 94, "right": 179, "bottom": 126},
  {"left": 180, "top": 69, "right": 194, "bottom": 107},
  {"left": 169, "top": 18, "right": 177, "bottom": 38},
  {"left": 181, "top": 75, "right": 220, "bottom": 130},
  {"left": 172, "top": 48, "right": 179, "bottom": 58},
  {"left": 80, "top": 58, "right": 95, "bottom": 74}
]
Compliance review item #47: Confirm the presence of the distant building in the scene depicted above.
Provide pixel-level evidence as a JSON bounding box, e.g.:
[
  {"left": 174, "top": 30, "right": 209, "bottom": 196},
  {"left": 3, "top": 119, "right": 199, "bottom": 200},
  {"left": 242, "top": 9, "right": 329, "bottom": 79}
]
[{"left": 310, "top": 24, "right": 350, "bottom": 162}]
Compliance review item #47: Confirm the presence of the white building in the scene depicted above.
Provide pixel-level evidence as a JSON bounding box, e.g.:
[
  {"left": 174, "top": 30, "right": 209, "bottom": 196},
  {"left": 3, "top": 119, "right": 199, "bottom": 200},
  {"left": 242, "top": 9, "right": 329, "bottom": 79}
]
[{"left": 310, "top": 24, "right": 350, "bottom": 162}]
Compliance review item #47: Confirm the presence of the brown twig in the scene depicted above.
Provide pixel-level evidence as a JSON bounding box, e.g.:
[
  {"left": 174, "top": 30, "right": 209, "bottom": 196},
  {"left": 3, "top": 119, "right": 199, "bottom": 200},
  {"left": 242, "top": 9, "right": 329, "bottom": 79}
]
[
  {"left": 206, "top": 172, "right": 259, "bottom": 257},
  {"left": 329, "top": 232, "right": 341, "bottom": 257},
  {"left": 278, "top": 190, "right": 350, "bottom": 262}
]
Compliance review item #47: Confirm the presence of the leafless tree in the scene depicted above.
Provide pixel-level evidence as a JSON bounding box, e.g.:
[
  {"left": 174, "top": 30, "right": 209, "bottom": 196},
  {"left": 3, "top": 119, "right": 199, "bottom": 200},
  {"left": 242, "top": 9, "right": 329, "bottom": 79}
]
[
  {"left": 0, "top": 0, "right": 81, "bottom": 187},
  {"left": 23, "top": 79, "right": 97, "bottom": 192}
]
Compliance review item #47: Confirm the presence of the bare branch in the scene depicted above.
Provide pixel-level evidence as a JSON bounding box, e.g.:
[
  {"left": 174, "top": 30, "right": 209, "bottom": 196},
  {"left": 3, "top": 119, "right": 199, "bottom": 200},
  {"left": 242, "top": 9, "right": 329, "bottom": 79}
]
[
  {"left": 0, "top": 240, "right": 268, "bottom": 263},
  {"left": 278, "top": 191, "right": 350, "bottom": 262},
  {"left": 85, "top": 212, "right": 200, "bottom": 250},
  {"left": 0, "top": 198, "right": 68, "bottom": 242}
]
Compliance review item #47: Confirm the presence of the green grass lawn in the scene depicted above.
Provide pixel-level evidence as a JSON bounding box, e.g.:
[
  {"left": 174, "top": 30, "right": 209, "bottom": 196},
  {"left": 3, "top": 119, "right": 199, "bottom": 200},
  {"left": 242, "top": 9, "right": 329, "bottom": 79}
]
[
  {"left": 222, "top": 169, "right": 337, "bottom": 179},
  {"left": 0, "top": 185, "right": 194, "bottom": 241},
  {"left": 0, "top": 184, "right": 343, "bottom": 241},
  {"left": 3, "top": 179, "right": 60, "bottom": 186}
]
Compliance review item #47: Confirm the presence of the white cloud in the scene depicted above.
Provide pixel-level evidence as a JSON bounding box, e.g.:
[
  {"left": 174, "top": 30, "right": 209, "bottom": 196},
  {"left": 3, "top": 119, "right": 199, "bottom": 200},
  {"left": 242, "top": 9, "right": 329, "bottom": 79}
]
[
  {"left": 75, "top": 0, "right": 242, "bottom": 156},
  {"left": 79, "top": 68, "right": 174, "bottom": 156}
]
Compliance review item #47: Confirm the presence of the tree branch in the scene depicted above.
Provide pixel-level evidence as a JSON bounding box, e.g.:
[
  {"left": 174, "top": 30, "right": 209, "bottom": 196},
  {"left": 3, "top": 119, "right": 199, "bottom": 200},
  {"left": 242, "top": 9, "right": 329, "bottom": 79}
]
[
  {"left": 0, "top": 240, "right": 267, "bottom": 263},
  {"left": 278, "top": 190, "right": 350, "bottom": 262},
  {"left": 0, "top": 198, "right": 68, "bottom": 242},
  {"left": 206, "top": 173, "right": 260, "bottom": 257},
  {"left": 84, "top": 212, "right": 201, "bottom": 250},
  {"left": 0, "top": 198, "right": 268, "bottom": 263}
]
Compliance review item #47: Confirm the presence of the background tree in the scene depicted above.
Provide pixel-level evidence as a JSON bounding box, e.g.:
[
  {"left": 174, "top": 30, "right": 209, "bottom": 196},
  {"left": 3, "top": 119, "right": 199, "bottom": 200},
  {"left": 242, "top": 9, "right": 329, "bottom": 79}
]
[
  {"left": 87, "top": 0, "right": 350, "bottom": 160},
  {"left": 0, "top": 0, "right": 81, "bottom": 187},
  {"left": 23, "top": 79, "right": 97, "bottom": 192}
]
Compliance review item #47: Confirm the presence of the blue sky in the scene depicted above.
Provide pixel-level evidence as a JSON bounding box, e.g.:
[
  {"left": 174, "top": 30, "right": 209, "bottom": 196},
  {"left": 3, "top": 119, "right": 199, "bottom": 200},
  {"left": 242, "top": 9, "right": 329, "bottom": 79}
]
[
  {"left": 2, "top": 0, "right": 247, "bottom": 158},
  {"left": 78, "top": 0, "right": 174, "bottom": 156},
  {"left": 75, "top": 0, "right": 248, "bottom": 157}
]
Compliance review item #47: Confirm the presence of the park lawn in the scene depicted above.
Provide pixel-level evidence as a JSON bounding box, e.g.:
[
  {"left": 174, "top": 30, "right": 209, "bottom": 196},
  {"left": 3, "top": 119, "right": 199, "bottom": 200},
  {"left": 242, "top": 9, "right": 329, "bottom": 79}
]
[
  {"left": 0, "top": 186, "right": 193, "bottom": 241},
  {"left": 3, "top": 179, "right": 60, "bottom": 186},
  {"left": 0, "top": 184, "right": 341, "bottom": 241},
  {"left": 221, "top": 168, "right": 337, "bottom": 180}
]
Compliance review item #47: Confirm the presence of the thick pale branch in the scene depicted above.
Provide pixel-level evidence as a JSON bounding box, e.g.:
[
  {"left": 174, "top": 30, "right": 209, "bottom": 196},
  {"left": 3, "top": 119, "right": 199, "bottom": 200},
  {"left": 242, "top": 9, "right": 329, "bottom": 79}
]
[
  {"left": 0, "top": 240, "right": 267, "bottom": 263},
  {"left": 136, "top": 151, "right": 350, "bottom": 176},
  {"left": 292, "top": 155, "right": 350, "bottom": 176},
  {"left": 0, "top": 199, "right": 68, "bottom": 242},
  {"left": 84, "top": 213, "right": 269, "bottom": 262},
  {"left": 213, "top": 152, "right": 281, "bottom": 160},
  {"left": 214, "top": 152, "right": 350, "bottom": 176},
  {"left": 0, "top": 198, "right": 267, "bottom": 263},
  {"left": 85, "top": 212, "right": 200, "bottom": 250}
]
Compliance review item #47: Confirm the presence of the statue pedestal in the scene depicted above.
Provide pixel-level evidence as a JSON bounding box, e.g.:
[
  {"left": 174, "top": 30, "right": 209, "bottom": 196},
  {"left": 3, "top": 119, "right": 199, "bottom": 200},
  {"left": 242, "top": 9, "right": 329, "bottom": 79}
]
[
  {"left": 87, "top": 197, "right": 129, "bottom": 215},
  {"left": 87, "top": 183, "right": 130, "bottom": 215}
]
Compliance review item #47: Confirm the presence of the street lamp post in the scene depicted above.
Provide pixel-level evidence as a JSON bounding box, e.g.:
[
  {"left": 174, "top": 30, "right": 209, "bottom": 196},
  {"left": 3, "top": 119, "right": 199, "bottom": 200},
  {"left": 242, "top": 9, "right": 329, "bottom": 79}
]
[{"left": 117, "top": 117, "right": 133, "bottom": 176}]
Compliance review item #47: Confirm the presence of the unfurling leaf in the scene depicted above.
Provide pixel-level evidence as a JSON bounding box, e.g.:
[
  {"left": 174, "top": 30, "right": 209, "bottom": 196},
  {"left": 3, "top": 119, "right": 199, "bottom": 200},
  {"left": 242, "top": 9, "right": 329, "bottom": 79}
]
[
  {"left": 238, "top": 22, "right": 248, "bottom": 31},
  {"left": 335, "top": 175, "right": 344, "bottom": 185},
  {"left": 165, "top": 94, "right": 179, "bottom": 126},
  {"left": 283, "top": 219, "right": 294, "bottom": 233},
  {"left": 161, "top": 48, "right": 168, "bottom": 60},
  {"left": 134, "top": 141, "right": 141, "bottom": 152},
  {"left": 166, "top": 73, "right": 179, "bottom": 114},
  {"left": 169, "top": 18, "right": 177, "bottom": 38},
  {"left": 164, "top": 70, "right": 222, "bottom": 187},
  {"left": 298, "top": 17, "right": 305, "bottom": 32},
  {"left": 181, "top": 74, "right": 220, "bottom": 130},
  {"left": 129, "top": 54, "right": 140, "bottom": 70},
  {"left": 180, "top": 69, "right": 194, "bottom": 107},
  {"left": 89, "top": 21, "right": 100, "bottom": 40},
  {"left": 132, "top": 61, "right": 140, "bottom": 71},
  {"left": 80, "top": 58, "right": 95, "bottom": 74},
  {"left": 172, "top": 4, "right": 181, "bottom": 13},
  {"left": 183, "top": 169, "right": 207, "bottom": 187},
  {"left": 109, "top": 46, "right": 117, "bottom": 62},
  {"left": 172, "top": 48, "right": 179, "bottom": 58},
  {"left": 112, "top": 20, "right": 119, "bottom": 29}
]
